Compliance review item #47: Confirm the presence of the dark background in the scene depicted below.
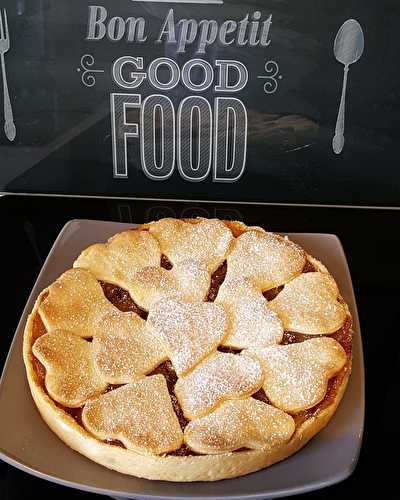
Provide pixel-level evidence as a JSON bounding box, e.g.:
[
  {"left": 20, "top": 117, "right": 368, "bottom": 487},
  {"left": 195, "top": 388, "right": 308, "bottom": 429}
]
[
  {"left": 0, "top": 195, "right": 399, "bottom": 498},
  {"left": 1, "top": 0, "right": 399, "bottom": 496},
  {"left": 0, "top": 0, "right": 399, "bottom": 205}
]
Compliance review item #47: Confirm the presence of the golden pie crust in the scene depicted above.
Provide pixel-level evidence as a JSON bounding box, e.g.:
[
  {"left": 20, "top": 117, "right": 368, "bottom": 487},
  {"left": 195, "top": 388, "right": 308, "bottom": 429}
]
[{"left": 23, "top": 219, "right": 352, "bottom": 482}]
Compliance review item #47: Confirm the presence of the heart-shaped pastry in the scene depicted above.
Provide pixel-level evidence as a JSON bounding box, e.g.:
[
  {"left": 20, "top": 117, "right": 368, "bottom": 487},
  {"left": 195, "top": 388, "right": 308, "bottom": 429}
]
[
  {"left": 216, "top": 278, "right": 283, "bottom": 349},
  {"left": 82, "top": 375, "right": 183, "bottom": 455},
  {"left": 175, "top": 352, "right": 263, "bottom": 419},
  {"left": 38, "top": 268, "right": 115, "bottom": 338},
  {"left": 147, "top": 298, "right": 227, "bottom": 376},
  {"left": 226, "top": 230, "right": 306, "bottom": 289},
  {"left": 148, "top": 218, "right": 233, "bottom": 273},
  {"left": 32, "top": 330, "right": 107, "bottom": 407},
  {"left": 245, "top": 337, "right": 347, "bottom": 413},
  {"left": 129, "top": 260, "right": 210, "bottom": 311},
  {"left": 184, "top": 399, "right": 295, "bottom": 454},
  {"left": 74, "top": 229, "right": 161, "bottom": 289},
  {"left": 92, "top": 311, "right": 167, "bottom": 384},
  {"left": 269, "top": 272, "right": 347, "bottom": 334}
]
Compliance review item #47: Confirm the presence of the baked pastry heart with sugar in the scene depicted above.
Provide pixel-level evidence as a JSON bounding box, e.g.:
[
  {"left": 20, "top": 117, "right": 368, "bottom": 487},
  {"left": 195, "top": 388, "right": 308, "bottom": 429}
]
[
  {"left": 39, "top": 268, "right": 115, "bottom": 338},
  {"left": 175, "top": 352, "right": 263, "bottom": 419},
  {"left": 148, "top": 218, "right": 233, "bottom": 273},
  {"left": 82, "top": 375, "right": 183, "bottom": 455},
  {"left": 269, "top": 272, "right": 347, "bottom": 334},
  {"left": 185, "top": 399, "right": 295, "bottom": 454},
  {"left": 147, "top": 298, "right": 227, "bottom": 376},
  {"left": 246, "top": 337, "right": 347, "bottom": 413},
  {"left": 217, "top": 278, "right": 283, "bottom": 349},
  {"left": 92, "top": 311, "right": 167, "bottom": 384},
  {"left": 73, "top": 229, "right": 161, "bottom": 288},
  {"left": 32, "top": 330, "right": 107, "bottom": 407},
  {"left": 226, "top": 230, "right": 306, "bottom": 290},
  {"left": 129, "top": 261, "right": 210, "bottom": 311}
]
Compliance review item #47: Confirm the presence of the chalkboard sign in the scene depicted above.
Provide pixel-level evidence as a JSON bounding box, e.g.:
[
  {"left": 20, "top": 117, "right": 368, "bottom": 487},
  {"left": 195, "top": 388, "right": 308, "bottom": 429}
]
[{"left": 0, "top": 0, "right": 399, "bottom": 206}]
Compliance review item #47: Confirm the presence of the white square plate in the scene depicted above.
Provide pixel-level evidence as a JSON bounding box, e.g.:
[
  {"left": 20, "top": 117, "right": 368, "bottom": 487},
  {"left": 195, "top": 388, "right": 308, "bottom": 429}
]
[{"left": 0, "top": 219, "right": 364, "bottom": 499}]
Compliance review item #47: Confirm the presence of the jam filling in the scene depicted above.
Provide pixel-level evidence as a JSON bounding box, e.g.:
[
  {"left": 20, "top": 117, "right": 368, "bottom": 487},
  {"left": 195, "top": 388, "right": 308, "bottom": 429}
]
[
  {"left": 105, "top": 383, "right": 124, "bottom": 392},
  {"left": 150, "top": 361, "right": 189, "bottom": 431},
  {"left": 31, "top": 353, "right": 46, "bottom": 382},
  {"left": 217, "top": 346, "right": 242, "bottom": 354},
  {"left": 282, "top": 316, "right": 352, "bottom": 356},
  {"left": 302, "top": 260, "right": 316, "bottom": 273},
  {"left": 104, "top": 439, "right": 125, "bottom": 448},
  {"left": 100, "top": 281, "right": 148, "bottom": 320},
  {"left": 262, "top": 261, "right": 315, "bottom": 302},
  {"left": 149, "top": 361, "right": 201, "bottom": 456},
  {"left": 252, "top": 388, "right": 270, "bottom": 404},
  {"left": 293, "top": 367, "right": 348, "bottom": 427},
  {"left": 205, "top": 261, "right": 227, "bottom": 302},
  {"left": 161, "top": 254, "right": 173, "bottom": 270},
  {"left": 31, "top": 313, "right": 47, "bottom": 342},
  {"left": 30, "top": 231, "right": 352, "bottom": 458},
  {"left": 263, "top": 286, "right": 284, "bottom": 301},
  {"left": 168, "top": 444, "right": 198, "bottom": 456},
  {"left": 61, "top": 406, "right": 84, "bottom": 425},
  {"left": 30, "top": 315, "right": 47, "bottom": 385}
]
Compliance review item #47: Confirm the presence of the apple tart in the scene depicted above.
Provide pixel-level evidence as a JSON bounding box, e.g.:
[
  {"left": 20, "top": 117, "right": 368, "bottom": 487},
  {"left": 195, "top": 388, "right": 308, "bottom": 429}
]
[{"left": 23, "top": 218, "right": 352, "bottom": 481}]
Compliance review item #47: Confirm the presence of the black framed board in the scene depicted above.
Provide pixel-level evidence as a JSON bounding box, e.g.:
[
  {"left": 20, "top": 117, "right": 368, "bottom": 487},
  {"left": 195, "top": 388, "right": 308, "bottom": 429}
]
[{"left": 0, "top": 1, "right": 399, "bottom": 206}]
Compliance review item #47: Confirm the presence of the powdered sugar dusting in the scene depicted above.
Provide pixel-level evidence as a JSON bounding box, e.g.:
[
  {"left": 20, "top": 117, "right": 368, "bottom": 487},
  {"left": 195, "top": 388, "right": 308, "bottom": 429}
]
[
  {"left": 92, "top": 310, "right": 167, "bottom": 384},
  {"left": 129, "top": 260, "right": 210, "bottom": 311},
  {"left": 175, "top": 352, "right": 263, "bottom": 419},
  {"left": 82, "top": 376, "right": 183, "bottom": 454},
  {"left": 149, "top": 218, "right": 234, "bottom": 273},
  {"left": 245, "top": 337, "right": 347, "bottom": 413},
  {"left": 38, "top": 268, "right": 116, "bottom": 338},
  {"left": 216, "top": 277, "right": 284, "bottom": 348},
  {"left": 269, "top": 272, "right": 347, "bottom": 334},
  {"left": 32, "top": 330, "right": 107, "bottom": 407},
  {"left": 74, "top": 230, "right": 161, "bottom": 285},
  {"left": 147, "top": 298, "right": 227, "bottom": 376},
  {"left": 226, "top": 231, "right": 306, "bottom": 290},
  {"left": 184, "top": 399, "right": 295, "bottom": 454}
]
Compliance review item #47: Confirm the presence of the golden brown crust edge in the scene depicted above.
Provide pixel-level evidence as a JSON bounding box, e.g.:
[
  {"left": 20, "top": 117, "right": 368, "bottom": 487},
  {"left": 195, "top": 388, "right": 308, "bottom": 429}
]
[{"left": 23, "top": 220, "right": 352, "bottom": 482}]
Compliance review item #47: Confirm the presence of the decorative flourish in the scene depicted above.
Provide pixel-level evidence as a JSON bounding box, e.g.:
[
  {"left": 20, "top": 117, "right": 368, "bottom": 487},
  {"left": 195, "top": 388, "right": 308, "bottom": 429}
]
[
  {"left": 257, "top": 61, "right": 282, "bottom": 94},
  {"left": 77, "top": 54, "right": 104, "bottom": 88}
]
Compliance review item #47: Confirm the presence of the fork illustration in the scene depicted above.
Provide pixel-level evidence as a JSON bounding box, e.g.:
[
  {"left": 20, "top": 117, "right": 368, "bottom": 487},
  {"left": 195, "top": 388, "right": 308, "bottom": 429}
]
[{"left": 0, "top": 9, "right": 16, "bottom": 141}]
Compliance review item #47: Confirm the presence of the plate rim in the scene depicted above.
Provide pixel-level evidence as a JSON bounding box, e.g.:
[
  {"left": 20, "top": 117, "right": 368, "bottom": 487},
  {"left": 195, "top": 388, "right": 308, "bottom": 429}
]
[{"left": 0, "top": 219, "right": 365, "bottom": 499}]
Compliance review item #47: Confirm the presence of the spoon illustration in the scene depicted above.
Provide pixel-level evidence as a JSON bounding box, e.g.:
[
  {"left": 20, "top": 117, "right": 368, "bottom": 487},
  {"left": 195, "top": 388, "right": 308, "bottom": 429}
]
[{"left": 332, "top": 19, "right": 364, "bottom": 154}]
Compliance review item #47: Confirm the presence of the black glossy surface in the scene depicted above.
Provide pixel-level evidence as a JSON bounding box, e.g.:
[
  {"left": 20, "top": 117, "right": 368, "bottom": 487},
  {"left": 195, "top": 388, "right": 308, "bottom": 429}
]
[
  {"left": 1, "top": 1, "right": 400, "bottom": 206},
  {"left": 0, "top": 195, "right": 399, "bottom": 499}
]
